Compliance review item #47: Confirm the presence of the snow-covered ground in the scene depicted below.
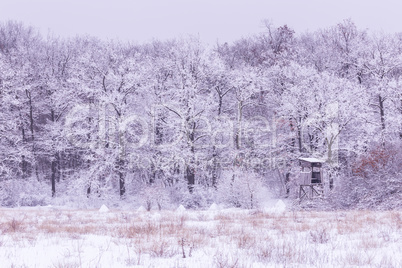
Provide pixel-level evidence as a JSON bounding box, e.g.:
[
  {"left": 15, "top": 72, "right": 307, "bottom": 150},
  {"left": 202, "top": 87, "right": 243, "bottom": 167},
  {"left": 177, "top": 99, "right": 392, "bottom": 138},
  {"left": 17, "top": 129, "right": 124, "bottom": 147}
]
[{"left": 0, "top": 204, "right": 401, "bottom": 267}]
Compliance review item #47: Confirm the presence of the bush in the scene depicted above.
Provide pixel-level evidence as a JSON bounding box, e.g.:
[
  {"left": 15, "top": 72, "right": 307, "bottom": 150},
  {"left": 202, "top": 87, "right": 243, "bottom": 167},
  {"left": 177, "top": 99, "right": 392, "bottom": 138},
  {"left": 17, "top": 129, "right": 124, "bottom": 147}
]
[
  {"left": 217, "top": 169, "right": 266, "bottom": 209},
  {"left": 333, "top": 142, "right": 402, "bottom": 209},
  {"left": 0, "top": 178, "right": 49, "bottom": 207},
  {"left": 139, "top": 183, "right": 171, "bottom": 211}
]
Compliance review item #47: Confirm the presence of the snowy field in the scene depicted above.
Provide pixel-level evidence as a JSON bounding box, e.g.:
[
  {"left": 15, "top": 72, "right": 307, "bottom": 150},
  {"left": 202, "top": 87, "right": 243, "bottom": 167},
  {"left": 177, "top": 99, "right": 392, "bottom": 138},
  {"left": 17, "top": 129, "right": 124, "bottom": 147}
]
[{"left": 0, "top": 205, "right": 401, "bottom": 267}]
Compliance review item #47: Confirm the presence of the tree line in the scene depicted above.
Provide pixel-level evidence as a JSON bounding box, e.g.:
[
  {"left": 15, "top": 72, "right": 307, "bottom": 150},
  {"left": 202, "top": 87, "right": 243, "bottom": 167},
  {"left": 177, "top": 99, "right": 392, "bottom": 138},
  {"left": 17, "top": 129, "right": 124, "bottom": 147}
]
[{"left": 0, "top": 19, "right": 401, "bottom": 208}]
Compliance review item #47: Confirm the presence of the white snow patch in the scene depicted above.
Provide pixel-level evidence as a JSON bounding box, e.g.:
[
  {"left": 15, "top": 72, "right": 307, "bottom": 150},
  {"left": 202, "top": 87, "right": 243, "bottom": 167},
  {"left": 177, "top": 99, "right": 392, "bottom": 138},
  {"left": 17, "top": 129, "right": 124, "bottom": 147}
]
[
  {"left": 98, "top": 204, "right": 109, "bottom": 213},
  {"left": 209, "top": 203, "right": 219, "bottom": 211},
  {"left": 274, "top": 199, "right": 286, "bottom": 212},
  {"left": 263, "top": 199, "right": 287, "bottom": 214},
  {"left": 137, "top": 206, "right": 146, "bottom": 212},
  {"left": 176, "top": 204, "right": 186, "bottom": 213}
]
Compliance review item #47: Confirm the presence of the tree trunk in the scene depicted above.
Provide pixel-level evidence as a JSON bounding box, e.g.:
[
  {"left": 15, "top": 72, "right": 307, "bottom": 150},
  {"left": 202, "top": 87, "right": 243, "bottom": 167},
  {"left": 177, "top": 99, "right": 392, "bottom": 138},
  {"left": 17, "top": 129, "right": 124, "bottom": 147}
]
[
  {"left": 51, "top": 157, "right": 56, "bottom": 197},
  {"left": 379, "top": 95, "right": 386, "bottom": 131},
  {"left": 21, "top": 125, "right": 25, "bottom": 143},
  {"left": 50, "top": 110, "right": 60, "bottom": 197},
  {"left": 27, "top": 90, "right": 34, "bottom": 142},
  {"left": 117, "top": 158, "right": 125, "bottom": 197},
  {"left": 27, "top": 90, "right": 39, "bottom": 180},
  {"left": 186, "top": 120, "right": 196, "bottom": 192},
  {"left": 211, "top": 147, "right": 218, "bottom": 189},
  {"left": 218, "top": 96, "right": 223, "bottom": 116},
  {"left": 378, "top": 95, "right": 386, "bottom": 147},
  {"left": 21, "top": 156, "right": 27, "bottom": 179},
  {"left": 297, "top": 126, "right": 303, "bottom": 153},
  {"left": 285, "top": 173, "right": 290, "bottom": 197},
  {"left": 186, "top": 166, "right": 195, "bottom": 193},
  {"left": 400, "top": 99, "right": 402, "bottom": 139},
  {"left": 289, "top": 119, "right": 296, "bottom": 153},
  {"left": 235, "top": 101, "right": 243, "bottom": 150},
  {"left": 119, "top": 171, "right": 125, "bottom": 197}
]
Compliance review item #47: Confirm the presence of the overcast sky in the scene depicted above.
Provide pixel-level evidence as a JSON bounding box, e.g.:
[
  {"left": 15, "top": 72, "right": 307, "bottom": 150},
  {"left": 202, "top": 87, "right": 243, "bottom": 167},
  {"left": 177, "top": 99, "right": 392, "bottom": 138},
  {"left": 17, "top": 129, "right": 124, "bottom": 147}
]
[{"left": 1, "top": 0, "right": 401, "bottom": 44}]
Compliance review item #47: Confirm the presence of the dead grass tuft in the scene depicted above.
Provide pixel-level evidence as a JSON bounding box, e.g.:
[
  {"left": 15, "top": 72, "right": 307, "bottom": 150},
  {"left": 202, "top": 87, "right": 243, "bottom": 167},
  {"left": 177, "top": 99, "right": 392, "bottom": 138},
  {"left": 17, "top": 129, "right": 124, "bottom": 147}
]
[
  {"left": 0, "top": 208, "right": 400, "bottom": 267},
  {"left": 149, "top": 239, "right": 178, "bottom": 258},
  {"left": 0, "top": 218, "right": 26, "bottom": 233},
  {"left": 309, "top": 227, "right": 330, "bottom": 244},
  {"left": 213, "top": 250, "right": 239, "bottom": 268}
]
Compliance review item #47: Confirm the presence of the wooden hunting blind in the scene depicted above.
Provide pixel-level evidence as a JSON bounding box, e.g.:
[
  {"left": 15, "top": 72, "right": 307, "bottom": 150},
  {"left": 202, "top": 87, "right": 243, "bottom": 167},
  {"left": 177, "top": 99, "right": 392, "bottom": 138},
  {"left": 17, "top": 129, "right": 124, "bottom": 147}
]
[{"left": 298, "top": 157, "right": 325, "bottom": 200}]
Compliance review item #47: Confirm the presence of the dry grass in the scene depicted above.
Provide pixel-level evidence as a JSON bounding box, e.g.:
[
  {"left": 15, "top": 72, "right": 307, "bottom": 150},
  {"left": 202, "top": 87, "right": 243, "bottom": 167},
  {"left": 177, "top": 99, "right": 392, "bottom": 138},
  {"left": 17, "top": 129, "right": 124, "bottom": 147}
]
[{"left": 0, "top": 208, "right": 400, "bottom": 267}]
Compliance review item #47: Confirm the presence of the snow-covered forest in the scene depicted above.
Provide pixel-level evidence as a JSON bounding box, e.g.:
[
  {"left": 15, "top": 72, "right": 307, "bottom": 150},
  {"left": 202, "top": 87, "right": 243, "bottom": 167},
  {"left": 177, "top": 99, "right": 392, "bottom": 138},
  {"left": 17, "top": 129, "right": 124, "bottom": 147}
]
[{"left": 0, "top": 19, "right": 401, "bottom": 209}]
